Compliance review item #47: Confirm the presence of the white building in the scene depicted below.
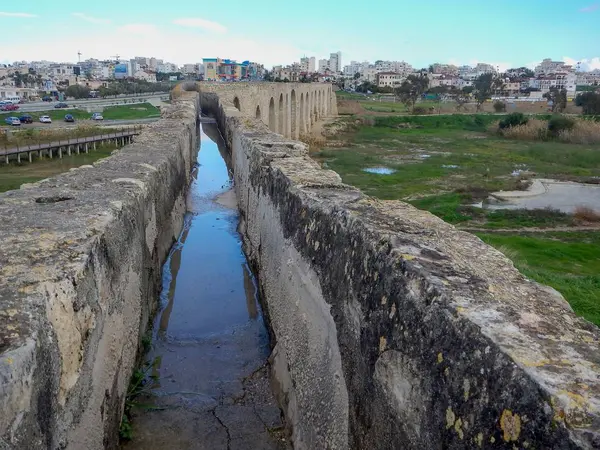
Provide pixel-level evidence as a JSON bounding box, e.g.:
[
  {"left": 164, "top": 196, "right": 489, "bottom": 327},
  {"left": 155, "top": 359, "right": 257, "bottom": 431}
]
[
  {"left": 376, "top": 72, "right": 404, "bottom": 88},
  {"left": 318, "top": 59, "right": 330, "bottom": 73},
  {"left": 329, "top": 51, "right": 342, "bottom": 73},
  {"left": 535, "top": 58, "right": 573, "bottom": 76},
  {"left": 534, "top": 72, "right": 577, "bottom": 95},
  {"left": 133, "top": 70, "right": 157, "bottom": 82},
  {"left": 157, "top": 62, "right": 178, "bottom": 73}
]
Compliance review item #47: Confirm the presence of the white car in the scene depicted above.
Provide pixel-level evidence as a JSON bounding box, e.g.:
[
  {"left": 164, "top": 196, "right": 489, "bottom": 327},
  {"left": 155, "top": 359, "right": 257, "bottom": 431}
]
[
  {"left": 39, "top": 115, "right": 52, "bottom": 123},
  {"left": 91, "top": 113, "right": 104, "bottom": 120}
]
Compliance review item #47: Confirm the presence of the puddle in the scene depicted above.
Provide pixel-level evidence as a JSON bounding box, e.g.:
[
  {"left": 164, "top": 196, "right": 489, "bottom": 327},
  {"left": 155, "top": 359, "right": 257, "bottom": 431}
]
[
  {"left": 122, "top": 123, "right": 289, "bottom": 449},
  {"left": 363, "top": 167, "right": 396, "bottom": 175},
  {"left": 485, "top": 179, "right": 600, "bottom": 214},
  {"left": 442, "top": 165, "right": 460, "bottom": 169}
]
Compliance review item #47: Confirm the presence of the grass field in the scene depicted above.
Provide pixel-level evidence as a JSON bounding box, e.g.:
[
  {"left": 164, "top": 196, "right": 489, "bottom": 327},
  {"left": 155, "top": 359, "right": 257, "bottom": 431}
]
[
  {"left": 0, "top": 144, "right": 116, "bottom": 193},
  {"left": 0, "top": 102, "right": 160, "bottom": 123},
  {"left": 102, "top": 103, "right": 161, "bottom": 120},
  {"left": 336, "top": 89, "right": 583, "bottom": 115},
  {"left": 317, "top": 112, "right": 600, "bottom": 326}
]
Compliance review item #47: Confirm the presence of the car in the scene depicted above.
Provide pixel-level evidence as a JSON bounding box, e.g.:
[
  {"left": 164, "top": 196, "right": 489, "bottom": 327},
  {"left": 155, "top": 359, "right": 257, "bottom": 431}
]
[
  {"left": 4, "top": 117, "right": 21, "bottom": 126},
  {"left": 18, "top": 115, "right": 33, "bottom": 124},
  {"left": 91, "top": 112, "right": 104, "bottom": 120},
  {"left": 54, "top": 102, "right": 69, "bottom": 109},
  {"left": 64, "top": 114, "right": 75, "bottom": 122},
  {"left": 39, "top": 115, "right": 52, "bottom": 123},
  {"left": 1, "top": 103, "right": 19, "bottom": 111},
  {"left": 42, "top": 96, "right": 53, "bottom": 102}
]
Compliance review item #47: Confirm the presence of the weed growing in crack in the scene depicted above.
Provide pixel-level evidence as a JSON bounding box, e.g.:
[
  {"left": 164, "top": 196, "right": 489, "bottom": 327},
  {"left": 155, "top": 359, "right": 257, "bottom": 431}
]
[{"left": 119, "top": 357, "right": 160, "bottom": 441}]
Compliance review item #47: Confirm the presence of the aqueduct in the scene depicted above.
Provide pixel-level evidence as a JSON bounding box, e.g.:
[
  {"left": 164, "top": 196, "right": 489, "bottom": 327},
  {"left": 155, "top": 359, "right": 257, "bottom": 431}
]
[
  {"left": 201, "top": 82, "right": 337, "bottom": 139},
  {"left": 0, "top": 82, "right": 599, "bottom": 449}
]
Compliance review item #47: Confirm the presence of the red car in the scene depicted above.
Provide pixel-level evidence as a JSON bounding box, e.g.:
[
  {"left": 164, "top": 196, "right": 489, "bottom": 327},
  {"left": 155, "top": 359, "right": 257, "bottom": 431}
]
[{"left": 1, "top": 104, "right": 19, "bottom": 111}]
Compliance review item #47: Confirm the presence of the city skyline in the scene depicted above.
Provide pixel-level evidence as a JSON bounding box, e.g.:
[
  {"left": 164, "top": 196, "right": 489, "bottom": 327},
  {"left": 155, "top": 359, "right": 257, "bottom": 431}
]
[{"left": 1, "top": 0, "right": 600, "bottom": 70}]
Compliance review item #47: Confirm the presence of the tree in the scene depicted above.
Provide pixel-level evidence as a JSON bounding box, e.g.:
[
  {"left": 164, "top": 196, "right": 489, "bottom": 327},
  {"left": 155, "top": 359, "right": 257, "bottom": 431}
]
[
  {"left": 473, "top": 73, "right": 496, "bottom": 111},
  {"left": 575, "top": 91, "right": 600, "bottom": 115},
  {"left": 493, "top": 77, "right": 506, "bottom": 96},
  {"left": 447, "top": 86, "right": 471, "bottom": 111},
  {"left": 395, "top": 74, "right": 429, "bottom": 111},
  {"left": 12, "top": 71, "right": 23, "bottom": 87},
  {"left": 65, "top": 84, "right": 91, "bottom": 99},
  {"left": 428, "top": 85, "right": 449, "bottom": 113},
  {"left": 543, "top": 87, "right": 567, "bottom": 113},
  {"left": 356, "top": 81, "right": 377, "bottom": 93},
  {"left": 263, "top": 70, "right": 273, "bottom": 81},
  {"left": 493, "top": 100, "right": 507, "bottom": 112},
  {"left": 353, "top": 72, "right": 361, "bottom": 80}
]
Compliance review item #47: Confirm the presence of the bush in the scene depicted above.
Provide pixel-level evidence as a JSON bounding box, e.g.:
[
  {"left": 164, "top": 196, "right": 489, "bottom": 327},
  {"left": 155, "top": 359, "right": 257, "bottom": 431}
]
[
  {"left": 498, "top": 112, "right": 528, "bottom": 129},
  {"left": 575, "top": 91, "right": 600, "bottom": 115},
  {"left": 574, "top": 206, "right": 600, "bottom": 223},
  {"left": 493, "top": 101, "right": 507, "bottom": 113},
  {"left": 411, "top": 106, "right": 428, "bottom": 115},
  {"left": 547, "top": 116, "right": 575, "bottom": 137},
  {"left": 499, "top": 118, "right": 547, "bottom": 140},
  {"left": 558, "top": 118, "right": 600, "bottom": 144}
]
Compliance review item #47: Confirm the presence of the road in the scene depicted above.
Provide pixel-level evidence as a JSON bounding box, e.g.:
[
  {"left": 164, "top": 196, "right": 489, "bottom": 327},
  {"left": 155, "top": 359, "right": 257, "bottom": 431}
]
[
  {"left": 16, "top": 93, "right": 170, "bottom": 113},
  {"left": 1, "top": 117, "right": 159, "bottom": 131}
]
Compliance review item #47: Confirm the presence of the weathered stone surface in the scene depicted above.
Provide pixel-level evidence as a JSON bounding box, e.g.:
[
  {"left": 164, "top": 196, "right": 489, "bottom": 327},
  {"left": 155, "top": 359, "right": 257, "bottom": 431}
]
[
  {"left": 3, "top": 81, "right": 599, "bottom": 449},
  {"left": 0, "top": 94, "right": 200, "bottom": 449},
  {"left": 200, "top": 85, "right": 600, "bottom": 449}
]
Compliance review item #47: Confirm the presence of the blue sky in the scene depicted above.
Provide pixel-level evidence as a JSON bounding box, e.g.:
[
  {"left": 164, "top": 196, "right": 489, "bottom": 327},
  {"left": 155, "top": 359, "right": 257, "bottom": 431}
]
[{"left": 1, "top": 0, "right": 600, "bottom": 70}]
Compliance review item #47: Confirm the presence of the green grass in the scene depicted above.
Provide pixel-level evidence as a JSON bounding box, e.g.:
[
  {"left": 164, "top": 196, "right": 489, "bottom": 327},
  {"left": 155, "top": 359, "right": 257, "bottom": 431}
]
[
  {"left": 101, "top": 103, "right": 160, "bottom": 120},
  {"left": 316, "top": 115, "right": 600, "bottom": 203},
  {"left": 317, "top": 113, "right": 600, "bottom": 326},
  {"left": 477, "top": 232, "right": 600, "bottom": 326},
  {"left": 0, "top": 144, "right": 116, "bottom": 192},
  {"left": 0, "top": 102, "right": 160, "bottom": 123}
]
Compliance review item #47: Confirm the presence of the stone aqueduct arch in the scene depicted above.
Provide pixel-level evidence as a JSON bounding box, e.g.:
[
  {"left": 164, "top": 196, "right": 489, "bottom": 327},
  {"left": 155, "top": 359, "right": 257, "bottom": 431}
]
[{"left": 223, "top": 83, "right": 334, "bottom": 140}]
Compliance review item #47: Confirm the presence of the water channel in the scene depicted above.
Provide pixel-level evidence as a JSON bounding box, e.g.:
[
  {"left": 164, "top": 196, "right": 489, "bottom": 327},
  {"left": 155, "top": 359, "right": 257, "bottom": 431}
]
[{"left": 122, "top": 123, "right": 289, "bottom": 450}]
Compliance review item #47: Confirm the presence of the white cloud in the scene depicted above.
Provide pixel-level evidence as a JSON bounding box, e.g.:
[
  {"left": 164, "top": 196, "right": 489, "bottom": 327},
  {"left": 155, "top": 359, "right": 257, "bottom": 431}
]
[
  {"left": 0, "top": 11, "right": 37, "bottom": 18},
  {"left": 172, "top": 17, "right": 227, "bottom": 33},
  {"left": 0, "top": 23, "right": 306, "bottom": 67},
  {"left": 71, "top": 12, "right": 111, "bottom": 25},
  {"left": 563, "top": 56, "right": 600, "bottom": 71}
]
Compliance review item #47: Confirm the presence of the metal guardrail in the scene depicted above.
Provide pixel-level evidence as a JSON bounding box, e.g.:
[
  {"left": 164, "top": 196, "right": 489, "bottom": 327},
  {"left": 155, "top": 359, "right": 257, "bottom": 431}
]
[{"left": 1, "top": 126, "right": 141, "bottom": 157}]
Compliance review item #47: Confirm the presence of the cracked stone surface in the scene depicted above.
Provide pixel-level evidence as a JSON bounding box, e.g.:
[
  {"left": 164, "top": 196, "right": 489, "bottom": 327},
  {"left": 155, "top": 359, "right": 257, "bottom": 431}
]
[{"left": 120, "top": 124, "right": 289, "bottom": 450}]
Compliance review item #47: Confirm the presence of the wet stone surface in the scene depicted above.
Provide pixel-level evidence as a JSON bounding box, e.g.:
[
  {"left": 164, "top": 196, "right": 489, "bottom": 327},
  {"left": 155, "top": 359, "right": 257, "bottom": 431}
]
[{"left": 121, "top": 124, "right": 289, "bottom": 450}]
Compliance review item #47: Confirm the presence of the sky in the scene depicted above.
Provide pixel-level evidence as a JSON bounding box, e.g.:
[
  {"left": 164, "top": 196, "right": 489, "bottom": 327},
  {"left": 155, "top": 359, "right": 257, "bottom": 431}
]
[{"left": 1, "top": 0, "right": 600, "bottom": 71}]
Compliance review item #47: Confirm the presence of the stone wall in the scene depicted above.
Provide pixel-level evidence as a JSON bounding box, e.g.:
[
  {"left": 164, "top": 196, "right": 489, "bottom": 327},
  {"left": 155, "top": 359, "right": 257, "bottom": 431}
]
[
  {"left": 201, "top": 86, "right": 600, "bottom": 449},
  {"left": 0, "top": 93, "right": 200, "bottom": 449}
]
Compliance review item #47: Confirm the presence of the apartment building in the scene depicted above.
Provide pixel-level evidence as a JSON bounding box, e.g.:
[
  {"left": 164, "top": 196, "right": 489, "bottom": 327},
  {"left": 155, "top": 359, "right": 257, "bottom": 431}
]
[
  {"left": 329, "top": 52, "right": 342, "bottom": 73},
  {"left": 535, "top": 58, "right": 573, "bottom": 76},
  {"left": 376, "top": 72, "right": 404, "bottom": 88}
]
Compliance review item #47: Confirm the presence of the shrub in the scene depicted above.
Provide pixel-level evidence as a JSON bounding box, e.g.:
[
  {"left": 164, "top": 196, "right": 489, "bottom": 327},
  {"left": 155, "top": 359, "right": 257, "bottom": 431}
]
[
  {"left": 493, "top": 101, "right": 507, "bottom": 113},
  {"left": 547, "top": 115, "right": 575, "bottom": 137},
  {"left": 499, "top": 118, "right": 548, "bottom": 140},
  {"left": 498, "top": 112, "right": 528, "bottom": 129},
  {"left": 412, "top": 106, "right": 428, "bottom": 115},
  {"left": 557, "top": 118, "right": 600, "bottom": 144},
  {"left": 573, "top": 206, "right": 600, "bottom": 223}
]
